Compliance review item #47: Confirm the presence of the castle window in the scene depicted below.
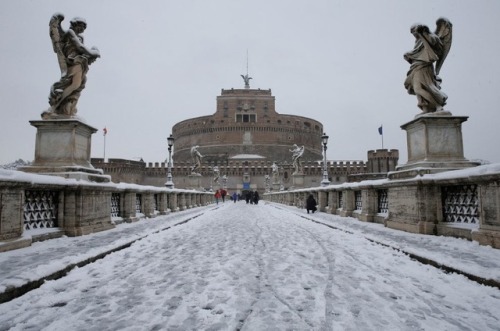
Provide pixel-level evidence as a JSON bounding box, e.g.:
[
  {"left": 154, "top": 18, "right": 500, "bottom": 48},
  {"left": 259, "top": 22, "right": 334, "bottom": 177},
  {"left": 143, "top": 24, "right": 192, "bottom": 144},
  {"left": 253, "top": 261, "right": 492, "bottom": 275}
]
[{"left": 236, "top": 114, "right": 256, "bottom": 123}]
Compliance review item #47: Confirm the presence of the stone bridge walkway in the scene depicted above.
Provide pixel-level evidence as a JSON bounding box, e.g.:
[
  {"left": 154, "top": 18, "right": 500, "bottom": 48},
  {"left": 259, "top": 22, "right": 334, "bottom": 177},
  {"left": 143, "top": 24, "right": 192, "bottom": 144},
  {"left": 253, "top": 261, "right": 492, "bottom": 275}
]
[{"left": 1, "top": 201, "right": 499, "bottom": 330}]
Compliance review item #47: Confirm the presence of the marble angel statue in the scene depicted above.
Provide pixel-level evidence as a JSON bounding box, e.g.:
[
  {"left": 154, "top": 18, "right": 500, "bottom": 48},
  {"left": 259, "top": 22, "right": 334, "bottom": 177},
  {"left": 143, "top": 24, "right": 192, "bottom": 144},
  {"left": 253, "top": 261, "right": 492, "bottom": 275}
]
[
  {"left": 42, "top": 13, "right": 100, "bottom": 119},
  {"left": 404, "top": 18, "right": 452, "bottom": 114}
]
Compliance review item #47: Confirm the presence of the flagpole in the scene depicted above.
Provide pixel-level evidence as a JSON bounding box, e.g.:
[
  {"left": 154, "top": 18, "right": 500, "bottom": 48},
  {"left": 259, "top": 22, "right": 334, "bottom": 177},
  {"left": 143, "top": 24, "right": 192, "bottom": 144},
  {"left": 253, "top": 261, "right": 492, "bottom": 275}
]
[
  {"left": 378, "top": 125, "right": 384, "bottom": 149},
  {"left": 103, "top": 127, "right": 107, "bottom": 162},
  {"left": 104, "top": 134, "right": 106, "bottom": 162}
]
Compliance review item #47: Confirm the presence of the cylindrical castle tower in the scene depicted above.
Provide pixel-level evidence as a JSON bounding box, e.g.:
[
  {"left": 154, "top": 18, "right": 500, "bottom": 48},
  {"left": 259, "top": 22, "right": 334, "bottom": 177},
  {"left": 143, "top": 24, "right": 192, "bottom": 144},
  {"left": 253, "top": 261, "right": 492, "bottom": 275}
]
[{"left": 172, "top": 82, "right": 324, "bottom": 164}]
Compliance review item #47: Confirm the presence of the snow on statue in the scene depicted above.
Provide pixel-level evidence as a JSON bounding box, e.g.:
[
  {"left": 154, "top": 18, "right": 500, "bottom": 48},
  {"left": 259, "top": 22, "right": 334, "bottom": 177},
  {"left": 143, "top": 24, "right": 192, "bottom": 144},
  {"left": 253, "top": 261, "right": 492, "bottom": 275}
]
[
  {"left": 42, "top": 13, "right": 100, "bottom": 119},
  {"left": 190, "top": 146, "right": 203, "bottom": 175},
  {"left": 404, "top": 17, "right": 452, "bottom": 114}
]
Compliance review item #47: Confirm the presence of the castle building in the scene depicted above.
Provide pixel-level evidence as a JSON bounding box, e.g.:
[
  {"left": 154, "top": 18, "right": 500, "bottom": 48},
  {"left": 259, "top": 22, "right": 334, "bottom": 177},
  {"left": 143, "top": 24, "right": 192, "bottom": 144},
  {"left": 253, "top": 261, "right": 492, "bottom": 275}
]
[
  {"left": 92, "top": 77, "right": 398, "bottom": 192},
  {"left": 172, "top": 85, "right": 323, "bottom": 164}
]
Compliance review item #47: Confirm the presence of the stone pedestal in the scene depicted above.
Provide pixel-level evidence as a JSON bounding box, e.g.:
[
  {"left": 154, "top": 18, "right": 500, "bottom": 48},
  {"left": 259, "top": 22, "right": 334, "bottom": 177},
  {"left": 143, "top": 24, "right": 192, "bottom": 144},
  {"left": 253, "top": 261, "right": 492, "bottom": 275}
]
[
  {"left": 389, "top": 113, "right": 479, "bottom": 179},
  {"left": 187, "top": 174, "right": 202, "bottom": 190},
  {"left": 291, "top": 173, "right": 305, "bottom": 189},
  {"left": 21, "top": 119, "right": 110, "bottom": 182}
]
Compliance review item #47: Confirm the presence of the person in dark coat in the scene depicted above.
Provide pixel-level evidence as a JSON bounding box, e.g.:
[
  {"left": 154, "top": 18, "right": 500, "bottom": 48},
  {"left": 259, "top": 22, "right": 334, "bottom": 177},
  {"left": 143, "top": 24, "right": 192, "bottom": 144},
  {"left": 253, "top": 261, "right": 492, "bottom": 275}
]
[
  {"left": 253, "top": 191, "right": 260, "bottom": 205},
  {"left": 245, "top": 191, "right": 251, "bottom": 204},
  {"left": 306, "top": 194, "right": 317, "bottom": 214}
]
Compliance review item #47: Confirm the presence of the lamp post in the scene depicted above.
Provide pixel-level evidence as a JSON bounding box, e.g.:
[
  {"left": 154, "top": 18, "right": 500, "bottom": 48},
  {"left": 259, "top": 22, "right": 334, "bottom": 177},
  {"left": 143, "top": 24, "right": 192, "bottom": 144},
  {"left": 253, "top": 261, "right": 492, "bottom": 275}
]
[
  {"left": 321, "top": 133, "right": 330, "bottom": 187},
  {"left": 165, "top": 134, "right": 175, "bottom": 189}
]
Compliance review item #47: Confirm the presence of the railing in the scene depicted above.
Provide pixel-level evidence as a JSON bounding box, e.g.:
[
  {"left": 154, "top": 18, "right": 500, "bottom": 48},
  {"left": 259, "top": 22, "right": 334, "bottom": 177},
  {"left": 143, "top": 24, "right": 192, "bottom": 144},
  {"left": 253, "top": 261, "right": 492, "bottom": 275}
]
[
  {"left": 0, "top": 170, "right": 214, "bottom": 247},
  {"left": 354, "top": 191, "right": 362, "bottom": 211},
  {"left": 442, "top": 185, "right": 479, "bottom": 225},
  {"left": 111, "top": 193, "right": 121, "bottom": 218},
  {"left": 377, "top": 189, "right": 388, "bottom": 214},
  {"left": 23, "top": 190, "right": 59, "bottom": 230},
  {"left": 263, "top": 163, "right": 500, "bottom": 249},
  {"left": 135, "top": 194, "right": 142, "bottom": 214},
  {"left": 153, "top": 194, "right": 159, "bottom": 213}
]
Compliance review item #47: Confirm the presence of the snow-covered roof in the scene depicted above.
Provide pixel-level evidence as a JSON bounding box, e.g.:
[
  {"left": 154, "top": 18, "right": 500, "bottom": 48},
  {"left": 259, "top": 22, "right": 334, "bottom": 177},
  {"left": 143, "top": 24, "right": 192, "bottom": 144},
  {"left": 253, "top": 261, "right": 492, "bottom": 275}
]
[{"left": 230, "top": 154, "right": 266, "bottom": 159}]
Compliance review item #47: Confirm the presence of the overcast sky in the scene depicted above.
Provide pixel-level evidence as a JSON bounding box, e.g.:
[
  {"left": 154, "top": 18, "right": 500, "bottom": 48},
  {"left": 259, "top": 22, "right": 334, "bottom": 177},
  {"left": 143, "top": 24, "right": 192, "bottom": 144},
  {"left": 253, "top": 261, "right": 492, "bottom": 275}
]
[{"left": 1, "top": 0, "right": 499, "bottom": 166}]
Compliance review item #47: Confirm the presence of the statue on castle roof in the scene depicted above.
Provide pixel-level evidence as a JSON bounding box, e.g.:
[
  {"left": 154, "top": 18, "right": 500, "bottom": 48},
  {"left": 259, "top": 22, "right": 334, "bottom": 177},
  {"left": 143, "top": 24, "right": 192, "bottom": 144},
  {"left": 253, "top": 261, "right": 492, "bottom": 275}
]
[
  {"left": 241, "top": 74, "right": 252, "bottom": 89},
  {"left": 404, "top": 17, "right": 452, "bottom": 114},
  {"left": 42, "top": 13, "right": 100, "bottom": 119}
]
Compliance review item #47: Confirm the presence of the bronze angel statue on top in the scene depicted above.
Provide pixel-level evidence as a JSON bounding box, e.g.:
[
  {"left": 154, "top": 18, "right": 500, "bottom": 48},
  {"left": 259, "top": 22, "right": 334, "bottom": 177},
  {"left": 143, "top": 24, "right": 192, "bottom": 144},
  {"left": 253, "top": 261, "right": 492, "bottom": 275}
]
[
  {"left": 42, "top": 13, "right": 100, "bottom": 119},
  {"left": 404, "top": 17, "right": 452, "bottom": 114}
]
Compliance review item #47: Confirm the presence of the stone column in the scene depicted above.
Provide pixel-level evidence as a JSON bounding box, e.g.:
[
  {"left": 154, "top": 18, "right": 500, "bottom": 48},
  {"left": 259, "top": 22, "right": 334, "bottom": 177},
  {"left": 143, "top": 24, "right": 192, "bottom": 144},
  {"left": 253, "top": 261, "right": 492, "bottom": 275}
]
[
  {"left": 158, "top": 192, "right": 169, "bottom": 215},
  {"left": 339, "top": 189, "right": 355, "bottom": 217},
  {"left": 122, "top": 191, "right": 137, "bottom": 222},
  {"left": 168, "top": 192, "right": 178, "bottom": 212},
  {"left": 318, "top": 191, "right": 328, "bottom": 212},
  {"left": 328, "top": 190, "right": 338, "bottom": 214},
  {"left": 185, "top": 193, "right": 192, "bottom": 209},
  {"left": 142, "top": 192, "right": 155, "bottom": 218},
  {"left": 178, "top": 193, "right": 187, "bottom": 211},
  {"left": 358, "top": 187, "right": 377, "bottom": 222}
]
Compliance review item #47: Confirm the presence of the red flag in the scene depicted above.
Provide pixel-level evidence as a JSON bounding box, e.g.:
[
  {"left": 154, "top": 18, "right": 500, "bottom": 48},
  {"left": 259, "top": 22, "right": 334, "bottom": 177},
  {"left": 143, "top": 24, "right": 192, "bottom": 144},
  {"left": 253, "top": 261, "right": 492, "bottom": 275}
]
[{"left": 103, "top": 127, "right": 108, "bottom": 136}]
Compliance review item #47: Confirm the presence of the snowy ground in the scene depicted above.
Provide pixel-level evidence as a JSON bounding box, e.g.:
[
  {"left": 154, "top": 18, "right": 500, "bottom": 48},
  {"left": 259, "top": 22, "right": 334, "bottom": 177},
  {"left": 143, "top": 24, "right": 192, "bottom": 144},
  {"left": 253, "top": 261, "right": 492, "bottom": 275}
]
[{"left": 1, "top": 201, "right": 500, "bottom": 330}]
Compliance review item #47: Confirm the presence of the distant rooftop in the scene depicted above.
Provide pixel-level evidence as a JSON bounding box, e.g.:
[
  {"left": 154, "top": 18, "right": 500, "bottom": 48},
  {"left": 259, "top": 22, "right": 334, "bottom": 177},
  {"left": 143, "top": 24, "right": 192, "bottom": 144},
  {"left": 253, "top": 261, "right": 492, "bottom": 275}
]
[{"left": 230, "top": 154, "right": 266, "bottom": 159}]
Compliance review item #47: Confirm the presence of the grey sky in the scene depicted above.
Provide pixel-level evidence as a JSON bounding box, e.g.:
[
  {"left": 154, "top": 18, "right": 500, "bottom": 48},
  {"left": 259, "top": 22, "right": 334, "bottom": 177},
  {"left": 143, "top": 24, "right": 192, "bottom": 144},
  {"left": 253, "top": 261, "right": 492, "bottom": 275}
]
[{"left": 1, "top": 0, "right": 499, "bottom": 165}]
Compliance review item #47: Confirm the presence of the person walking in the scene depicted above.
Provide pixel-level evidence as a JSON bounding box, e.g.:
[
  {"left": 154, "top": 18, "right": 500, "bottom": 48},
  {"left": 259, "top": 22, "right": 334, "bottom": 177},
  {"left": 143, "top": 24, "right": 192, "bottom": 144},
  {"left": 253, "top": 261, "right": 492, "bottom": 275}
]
[
  {"left": 306, "top": 194, "right": 317, "bottom": 214},
  {"left": 214, "top": 189, "right": 221, "bottom": 205},
  {"left": 232, "top": 192, "right": 238, "bottom": 203},
  {"left": 253, "top": 191, "right": 260, "bottom": 205}
]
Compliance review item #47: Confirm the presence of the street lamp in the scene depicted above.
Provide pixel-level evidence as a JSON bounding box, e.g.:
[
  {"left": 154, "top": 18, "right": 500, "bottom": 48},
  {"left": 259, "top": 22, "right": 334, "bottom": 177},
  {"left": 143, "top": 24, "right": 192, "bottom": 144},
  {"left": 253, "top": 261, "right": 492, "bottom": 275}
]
[
  {"left": 165, "top": 134, "right": 175, "bottom": 188},
  {"left": 321, "top": 133, "right": 330, "bottom": 187}
]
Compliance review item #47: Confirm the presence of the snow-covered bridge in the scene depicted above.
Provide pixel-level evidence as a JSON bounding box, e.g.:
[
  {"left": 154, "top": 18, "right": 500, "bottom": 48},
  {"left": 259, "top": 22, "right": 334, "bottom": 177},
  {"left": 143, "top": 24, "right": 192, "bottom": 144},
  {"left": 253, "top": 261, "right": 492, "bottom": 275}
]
[{"left": 1, "top": 202, "right": 499, "bottom": 330}]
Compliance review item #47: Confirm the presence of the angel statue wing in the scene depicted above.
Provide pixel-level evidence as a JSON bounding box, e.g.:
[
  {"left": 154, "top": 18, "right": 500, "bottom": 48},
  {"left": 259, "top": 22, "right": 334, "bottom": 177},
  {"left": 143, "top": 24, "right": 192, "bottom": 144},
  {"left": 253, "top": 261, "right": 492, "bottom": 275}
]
[
  {"left": 49, "top": 13, "right": 67, "bottom": 77},
  {"left": 434, "top": 17, "right": 452, "bottom": 76}
]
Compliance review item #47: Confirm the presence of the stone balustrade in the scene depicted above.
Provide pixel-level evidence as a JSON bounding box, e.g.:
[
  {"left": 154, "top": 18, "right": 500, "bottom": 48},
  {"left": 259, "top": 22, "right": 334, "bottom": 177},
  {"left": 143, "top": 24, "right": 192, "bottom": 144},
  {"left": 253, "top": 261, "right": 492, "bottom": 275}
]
[
  {"left": 263, "top": 164, "right": 500, "bottom": 249},
  {"left": 0, "top": 170, "right": 213, "bottom": 252}
]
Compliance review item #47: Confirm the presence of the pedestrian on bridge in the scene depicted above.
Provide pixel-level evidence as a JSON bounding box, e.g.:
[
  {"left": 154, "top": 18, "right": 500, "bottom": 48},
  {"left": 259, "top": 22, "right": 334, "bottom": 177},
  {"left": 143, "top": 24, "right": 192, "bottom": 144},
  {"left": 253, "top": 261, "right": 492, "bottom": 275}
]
[
  {"left": 214, "top": 189, "right": 221, "bottom": 204},
  {"left": 306, "top": 194, "right": 317, "bottom": 214},
  {"left": 253, "top": 191, "right": 260, "bottom": 205}
]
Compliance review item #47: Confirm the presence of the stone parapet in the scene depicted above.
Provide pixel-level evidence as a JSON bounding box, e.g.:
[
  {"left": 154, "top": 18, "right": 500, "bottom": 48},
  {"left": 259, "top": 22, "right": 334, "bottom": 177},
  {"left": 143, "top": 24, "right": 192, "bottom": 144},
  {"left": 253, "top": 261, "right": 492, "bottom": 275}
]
[
  {"left": 264, "top": 164, "right": 500, "bottom": 249},
  {"left": 0, "top": 170, "right": 214, "bottom": 252}
]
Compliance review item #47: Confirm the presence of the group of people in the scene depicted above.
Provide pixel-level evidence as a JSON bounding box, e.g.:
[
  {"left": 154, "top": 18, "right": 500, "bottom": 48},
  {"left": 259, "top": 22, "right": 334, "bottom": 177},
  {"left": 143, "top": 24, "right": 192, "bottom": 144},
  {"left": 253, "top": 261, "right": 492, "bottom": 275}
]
[
  {"left": 244, "top": 190, "right": 260, "bottom": 205},
  {"left": 213, "top": 189, "right": 316, "bottom": 213},
  {"left": 213, "top": 190, "right": 260, "bottom": 205},
  {"left": 213, "top": 189, "right": 227, "bottom": 204}
]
